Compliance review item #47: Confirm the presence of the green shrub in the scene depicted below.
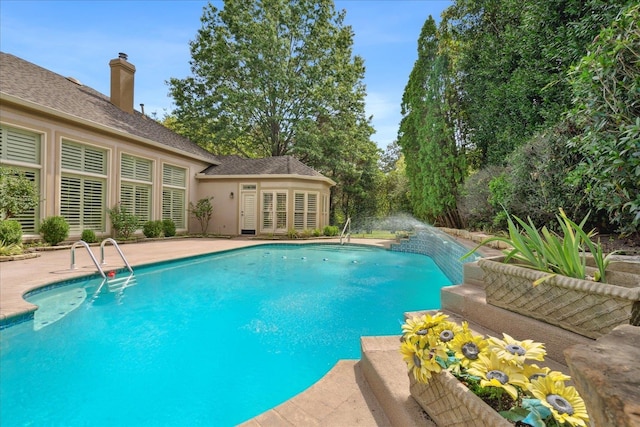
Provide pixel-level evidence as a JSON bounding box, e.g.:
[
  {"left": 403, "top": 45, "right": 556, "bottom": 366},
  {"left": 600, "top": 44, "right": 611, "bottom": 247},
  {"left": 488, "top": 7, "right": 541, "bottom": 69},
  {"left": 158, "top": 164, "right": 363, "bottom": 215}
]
[
  {"left": 0, "top": 219, "right": 23, "bottom": 245},
  {"left": 108, "top": 204, "right": 139, "bottom": 239},
  {"left": 81, "top": 229, "right": 97, "bottom": 243},
  {"left": 143, "top": 220, "right": 164, "bottom": 238},
  {"left": 40, "top": 216, "right": 69, "bottom": 246},
  {"left": 287, "top": 228, "right": 299, "bottom": 239},
  {"left": 189, "top": 197, "right": 214, "bottom": 235},
  {"left": 299, "top": 229, "right": 313, "bottom": 238},
  {"left": 323, "top": 225, "right": 339, "bottom": 236},
  {"left": 463, "top": 209, "right": 614, "bottom": 283},
  {"left": 162, "top": 219, "right": 176, "bottom": 237},
  {"left": 312, "top": 228, "right": 322, "bottom": 237},
  {"left": 0, "top": 167, "right": 39, "bottom": 219},
  {"left": 458, "top": 166, "right": 506, "bottom": 231}
]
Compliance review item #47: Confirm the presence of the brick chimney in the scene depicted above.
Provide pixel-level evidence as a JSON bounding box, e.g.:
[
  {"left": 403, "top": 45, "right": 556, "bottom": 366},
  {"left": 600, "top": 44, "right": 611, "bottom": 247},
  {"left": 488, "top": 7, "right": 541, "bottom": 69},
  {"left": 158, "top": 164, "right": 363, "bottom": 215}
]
[{"left": 109, "top": 53, "right": 135, "bottom": 113}]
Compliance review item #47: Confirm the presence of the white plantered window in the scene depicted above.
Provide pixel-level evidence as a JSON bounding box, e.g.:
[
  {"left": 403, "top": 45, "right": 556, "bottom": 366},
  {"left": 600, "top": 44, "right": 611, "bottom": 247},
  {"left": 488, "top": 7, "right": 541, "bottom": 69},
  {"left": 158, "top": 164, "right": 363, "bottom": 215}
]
[
  {"left": 162, "top": 164, "right": 186, "bottom": 228},
  {"left": 294, "top": 192, "right": 318, "bottom": 231},
  {"left": 60, "top": 140, "right": 107, "bottom": 232},
  {"left": 261, "top": 191, "right": 287, "bottom": 233},
  {"left": 120, "top": 154, "right": 152, "bottom": 223},
  {"left": 0, "top": 125, "right": 42, "bottom": 233}
]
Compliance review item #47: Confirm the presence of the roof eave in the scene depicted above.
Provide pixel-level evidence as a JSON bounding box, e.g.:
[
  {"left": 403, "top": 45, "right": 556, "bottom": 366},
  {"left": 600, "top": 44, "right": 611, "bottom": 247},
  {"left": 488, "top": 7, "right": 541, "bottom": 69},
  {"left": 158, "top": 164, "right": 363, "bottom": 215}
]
[
  {"left": 0, "top": 92, "right": 221, "bottom": 166},
  {"left": 195, "top": 173, "right": 336, "bottom": 186}
]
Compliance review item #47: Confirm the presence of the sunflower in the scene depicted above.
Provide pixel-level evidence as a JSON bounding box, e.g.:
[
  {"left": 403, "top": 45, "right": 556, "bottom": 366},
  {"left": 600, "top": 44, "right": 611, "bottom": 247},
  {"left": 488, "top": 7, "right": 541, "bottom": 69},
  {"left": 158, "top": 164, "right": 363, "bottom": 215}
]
[
  {"left": 400, "top": 338, "right": 444, "bottom": 383},
  {"left": 448, "top": 329, "right": 489, "bottom": 368},
  {"left": 522, "top": 363, "right": 549, "bottom": 382},
  {"left": 529, "top": 375, "right": 589, "bottom": 427},
  {"left": 489, "top": 333, "right": 546, "bottom": 366},
  {"left": 467, "top": 351, "right": 528, "bottom": 400},
  {"left": 433, "top": 320, "right": 463, "bottom": 344},
  {"left": 401, "top": 312, "right": 449, "bottom": 346}
]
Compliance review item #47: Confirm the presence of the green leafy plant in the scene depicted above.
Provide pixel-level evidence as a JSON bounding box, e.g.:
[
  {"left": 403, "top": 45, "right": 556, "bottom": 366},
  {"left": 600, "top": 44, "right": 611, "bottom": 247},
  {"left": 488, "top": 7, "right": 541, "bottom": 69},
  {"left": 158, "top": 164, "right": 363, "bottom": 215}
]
[
  {"left": 463, "top": 209, "right": 614, "bottom": 284},
  {"left": 0, "top": 240, "right": 23, "bottom": 256},
  {"left": 0, "top": 167, "right": 39, "bottom": 219},
  {"left": 162, "top": 219, "right": 176, "bottom": 237},
  {"left": 143, "top": 220, "right": 164, "bottom": 238},
  {"left": 81, "top": 229, "right": 97, "bottom": 243},
  {"left": 108, "top": 204, "right": 139, "bottom": 239},
  {"left": 323, "top": 225, "right": 339, "bottom": 237},
  {"left": 312, "top": 228, "right": 322, "bottom": 237},
  {"left": 189, "top": 197, "right": 214, "bottom": 235},
  {"left": 401, "top": 312, "right": 590, "bottom": 427},
  {"left": 39, "top": 216, "right": 69, "bottom": 246},
  {"left": 287, "top": 229, "right": 299, "bottom": 239},
  {"left": 0, "top": 219, "right": 23, "bottom": 245}
]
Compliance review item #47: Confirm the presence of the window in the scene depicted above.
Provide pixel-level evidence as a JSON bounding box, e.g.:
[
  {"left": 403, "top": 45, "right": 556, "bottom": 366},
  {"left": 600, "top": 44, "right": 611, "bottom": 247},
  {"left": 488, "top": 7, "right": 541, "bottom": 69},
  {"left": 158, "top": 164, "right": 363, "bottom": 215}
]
[
  {"left": 120, "top": 154, "right": 152, "bottom": 223},
  {"left": 0, "top": 125, "right": 42, "bottom": 233},
  {"left": 60, "top": 140, "right": 107, "bottom": 232},
  {"left": 322, "top": 194, "right": 330, "bottom": 228},
  {"left": 261, "top": 191, "right": 287, "bottom": 233},
  {"left": 162, "top": 164, "right": 186, "bottom": 228},
  {"left": 294, "top": 192, "right": 318, "bottom": 230}
]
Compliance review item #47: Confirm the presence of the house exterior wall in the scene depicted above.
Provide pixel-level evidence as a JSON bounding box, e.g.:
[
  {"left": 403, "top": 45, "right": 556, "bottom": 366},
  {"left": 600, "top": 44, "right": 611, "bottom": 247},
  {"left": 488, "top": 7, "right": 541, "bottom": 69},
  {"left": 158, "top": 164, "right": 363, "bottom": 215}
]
[
  {"left": 196, "top": 175, "right": 333, "bottom": 235},
  {"left": 0, "top": 103, "right": 210, "bottom": 240}
]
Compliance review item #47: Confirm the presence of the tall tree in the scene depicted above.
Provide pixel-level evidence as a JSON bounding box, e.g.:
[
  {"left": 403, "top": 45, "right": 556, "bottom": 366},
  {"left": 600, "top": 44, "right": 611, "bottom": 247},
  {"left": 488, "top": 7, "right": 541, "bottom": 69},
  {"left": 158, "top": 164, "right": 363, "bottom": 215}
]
[
  {"left": 397, "top": 16, "right": 465, "bottom": 228},
  {"left": 568, "top": 3, "right": 640, "bottom": 235},
  {"left": 441, "top": 0, "right": 626, "bottom": 167},
  {"left": 168, "top": 0, "right": 371, "bottom": 159}
]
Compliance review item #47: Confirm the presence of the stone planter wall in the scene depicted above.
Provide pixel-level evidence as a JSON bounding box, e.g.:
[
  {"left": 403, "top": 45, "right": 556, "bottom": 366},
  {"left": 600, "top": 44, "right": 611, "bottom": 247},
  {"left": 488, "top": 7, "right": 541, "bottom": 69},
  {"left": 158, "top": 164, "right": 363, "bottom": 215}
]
[
  {"left": 409, "top": 371, "right": 511, "bottom": 427},
  {"left": 479, "top": 258, "right": 640, "bottom": 339}
]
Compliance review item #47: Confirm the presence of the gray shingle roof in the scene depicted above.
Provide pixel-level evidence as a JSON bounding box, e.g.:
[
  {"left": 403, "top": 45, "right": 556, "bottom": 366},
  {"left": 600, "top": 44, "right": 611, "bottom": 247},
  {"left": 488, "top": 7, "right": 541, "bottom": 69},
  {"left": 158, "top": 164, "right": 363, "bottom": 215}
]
[
  {"left": 201, "top": 155, "right": 326, "bottom": 178},
  {"left": 0, "top": 52, "right": 218, "bottom": 164}
]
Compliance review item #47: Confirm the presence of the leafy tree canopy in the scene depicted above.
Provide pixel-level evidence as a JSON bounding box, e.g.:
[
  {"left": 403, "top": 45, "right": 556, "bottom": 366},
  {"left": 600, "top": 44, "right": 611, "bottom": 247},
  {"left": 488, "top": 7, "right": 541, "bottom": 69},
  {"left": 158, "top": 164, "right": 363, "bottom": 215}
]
[{"left": 169, "top": 0, "right": 372, "bottom": 159}]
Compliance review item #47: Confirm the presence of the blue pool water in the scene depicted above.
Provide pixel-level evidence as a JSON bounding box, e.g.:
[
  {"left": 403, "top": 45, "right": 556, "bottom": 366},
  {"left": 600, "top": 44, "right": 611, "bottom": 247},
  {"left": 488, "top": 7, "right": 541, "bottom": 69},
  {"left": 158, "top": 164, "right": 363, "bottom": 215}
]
[{"left": 0, "top": 244, "right": 451, "bottom": 426}]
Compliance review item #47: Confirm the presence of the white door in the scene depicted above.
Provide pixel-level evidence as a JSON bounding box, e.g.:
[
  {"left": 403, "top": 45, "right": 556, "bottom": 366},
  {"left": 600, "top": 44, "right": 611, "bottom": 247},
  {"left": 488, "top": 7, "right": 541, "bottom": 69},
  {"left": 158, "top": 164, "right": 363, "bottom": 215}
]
[{"left": 241, "top": 192, "right": 256, "bottom": 234}]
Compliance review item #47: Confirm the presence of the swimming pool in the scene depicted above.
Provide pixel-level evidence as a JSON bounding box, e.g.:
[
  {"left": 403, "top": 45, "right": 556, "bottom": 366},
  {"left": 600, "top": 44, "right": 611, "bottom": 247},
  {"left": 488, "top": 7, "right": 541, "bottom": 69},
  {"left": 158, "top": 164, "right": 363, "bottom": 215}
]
[{"left": 0, "top": 244, "right": 452, "bottom": 426}]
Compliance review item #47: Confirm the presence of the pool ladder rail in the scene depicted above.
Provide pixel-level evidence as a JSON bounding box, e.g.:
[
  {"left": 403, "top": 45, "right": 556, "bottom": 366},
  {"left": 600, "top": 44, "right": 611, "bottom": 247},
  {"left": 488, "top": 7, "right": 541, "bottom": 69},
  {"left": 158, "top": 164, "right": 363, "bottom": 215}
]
[
  {"left": 70, "top": 238, "right": 133, "bottom": 279},
  {"left": 340, "top": 217, "right": 351, "bottom": 245}
]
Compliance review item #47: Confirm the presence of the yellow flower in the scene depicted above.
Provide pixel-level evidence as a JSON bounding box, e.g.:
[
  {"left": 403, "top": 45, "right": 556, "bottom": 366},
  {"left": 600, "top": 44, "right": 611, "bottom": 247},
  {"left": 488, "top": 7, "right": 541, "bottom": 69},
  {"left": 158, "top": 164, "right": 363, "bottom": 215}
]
[
  {"left": 433, "top": 320, "right": 463, "bottom": 344},
  {"left": 489, "top": 333, "right": 546, "bottom": 366},
  {"left": 400, "top": 339, "right": 444, "bottom": 383},
  {"left": 529, "top": 375, "right": 589, "bottom": 427},
  {"left": 522, "top": 363, "right": 550, "bottom": 382},
  {"left": 402, "top": 312, "right": 448, "bottom": 338},
  {"left": 449, "top": 329, "right": 489, "bottom": 367},
  {"left": 467, "top": 351, "right": 528, "bottom": 400}
]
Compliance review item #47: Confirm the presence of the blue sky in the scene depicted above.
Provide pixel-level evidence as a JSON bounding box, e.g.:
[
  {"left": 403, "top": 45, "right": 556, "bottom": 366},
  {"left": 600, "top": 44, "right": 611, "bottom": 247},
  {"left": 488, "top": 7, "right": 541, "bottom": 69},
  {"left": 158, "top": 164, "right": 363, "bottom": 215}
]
[{"left": 0, "top": 0, "right": 451, "bottom": 150}]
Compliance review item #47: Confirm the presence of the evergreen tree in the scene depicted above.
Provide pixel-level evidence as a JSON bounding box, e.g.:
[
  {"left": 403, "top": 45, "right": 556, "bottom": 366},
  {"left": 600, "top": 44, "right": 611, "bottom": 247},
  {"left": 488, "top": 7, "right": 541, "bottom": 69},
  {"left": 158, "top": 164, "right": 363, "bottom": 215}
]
[{"left": 397, "top": 16, "right": 465, "bottom": 228}]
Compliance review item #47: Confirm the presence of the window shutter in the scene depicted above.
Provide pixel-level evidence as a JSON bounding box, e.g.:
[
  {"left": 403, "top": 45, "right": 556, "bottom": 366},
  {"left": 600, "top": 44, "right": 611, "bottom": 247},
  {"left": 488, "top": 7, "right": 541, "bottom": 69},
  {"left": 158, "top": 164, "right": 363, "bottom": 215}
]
[
  {"left": 135, "top": 185, "right": 151, "bottom": 222},
  {"left": 121, "top": 183, "right": 135, "bottom": 215},
  {"left": 307, "top": 193, "right": 317, "bottom": 229},
  {"left": 122, "top": 154, "right": 152, "bottom": 182},
  {"left": 61, "top": 141, "right": 106, "bottom": 174},
  {"left": 3, "top": 128, "right": 40, "bottom": 163},
  {"left": 276, "top": 193, "right": 287, "bottom": 230},
  {"left": 163, "top": 164, "right": 186, "bottom": 187},
  {"left": 61, "top": 176, "right": 82, "bottom": 229},
  {"left": 83, "top": 178, "right": 105, "bottom": 231},
  {"left": 83, "top": 146, "right": 106, "bottom": 174},
  {"left": 262, "top": 193, "right": 274, "bottom": 229},
  {"left": 294, "top": 193, "right": 304, "bottom": 230},
  {"left": 61, "top": 143, "right": 83, "bottom": 171},
  {"left": 11, "top": 169, "right": 39, "bottom": 233}
]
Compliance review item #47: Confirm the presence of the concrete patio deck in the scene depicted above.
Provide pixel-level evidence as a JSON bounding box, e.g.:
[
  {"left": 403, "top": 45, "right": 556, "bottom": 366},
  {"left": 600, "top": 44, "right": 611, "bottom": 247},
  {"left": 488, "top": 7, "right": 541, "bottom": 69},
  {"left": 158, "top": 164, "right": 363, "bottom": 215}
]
[{"left": 0, "top": 237, "right": 398, "bottom": 426}]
